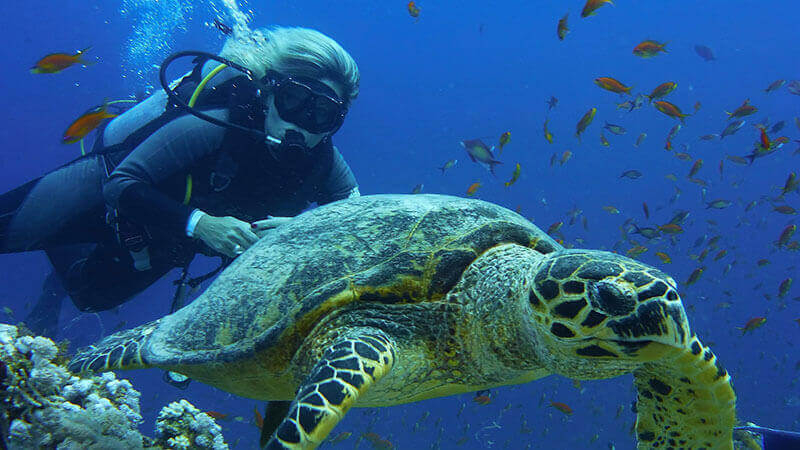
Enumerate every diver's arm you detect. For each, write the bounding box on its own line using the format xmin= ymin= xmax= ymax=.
xmin=103 ymin=111 xmax=227 ymax=236
xmin=316 ymin=145 xmax=359 ymax=205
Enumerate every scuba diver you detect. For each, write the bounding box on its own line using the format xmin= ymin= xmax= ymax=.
xmin=0 ymin=26 xmax=361 ymax=337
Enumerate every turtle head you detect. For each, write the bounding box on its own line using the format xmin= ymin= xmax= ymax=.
xmin=526 ymin=249 xmax=691 ymax=379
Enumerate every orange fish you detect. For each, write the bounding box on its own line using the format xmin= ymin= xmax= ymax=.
xmin=738 ymin=317 xmax=766 ymax=335
xmin=758 ymin=126 xmax=771 ymax=150
xmin=581 ymin=0 xmax=613 ymax=17
xmin=658 ymin=223 xmax=683 ymax=234
xmin=31 ymin=47 xmax=92 ymax=74
xmin=725 ymin=99 xmax=757 ymax=119
xmin=655 ymin=251 xmax=672 ymax=264
xmin=473 ymin=394 xmax=491 ymax=405
xmin=647 ymin=82 xmax=677 ymax=101
xmin=594 ymin=77 xmax=632 ymax=95
xmin=633 ymin=40 xmax=667 ymax=58
xmin=466 ymin=182 xmax=482 ymax=196
xmin=688 ymin=159 xmax=703 ymax=178
xmin=62 ymin=102 xmax=118 ymax=144
xmin=407 ymin=1 xmax=420 ymax=19
xmin=550 ymin=401 xmax=573 ymax=415
xmin=654 ymin=101 xmax=690 ymax=122
xmin=557 ymin=13 xmax=570 ymax=41
xmin=253 ymin=407 xmax=264 ymax=429
xmin=204 ymin=411 xmax=229 ymax=421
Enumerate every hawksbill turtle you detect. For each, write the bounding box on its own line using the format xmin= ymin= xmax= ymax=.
xmin=68 ymin=194 xmax=736 ymax=449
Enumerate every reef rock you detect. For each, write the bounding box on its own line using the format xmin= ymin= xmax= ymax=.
xmin=0 ymin=323 xmax=228 ymax=449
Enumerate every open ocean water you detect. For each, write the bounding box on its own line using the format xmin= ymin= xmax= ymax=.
xmin=0 ymin=1 xmax=798 ymax=448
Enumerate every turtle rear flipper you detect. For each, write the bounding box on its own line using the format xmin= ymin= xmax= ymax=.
xmin=633 ymin=336 xmax=736 ymax=449
xmin=68 ymin=320 xmax=160 ymax=374
xmin=264 ymin=329 xmax=396 ymax=449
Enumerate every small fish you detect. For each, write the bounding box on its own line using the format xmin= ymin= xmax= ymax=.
xmin=461 ymin=139 xmax=502 ymax=174
xmin=2 ymin=306 xmax=13 ymax=317
xmin=619 ymin=169 xmax=642 ymax=179
xmin=504 ymin=163 xmax=521 ymax=187
xmin=665 ymin=173 xmax=678 ymax=181
xmin=693 ymin=101 xmax=702 ymax=112
xmin=627 ymin=245 xmax=648 ymax=257
xmin=635 ymin=133 xmax=647 ymax=147
xmin=756 ymin=259 xmax=770 ymax=267
xmin=327 ymin=432 xmax=352 ymax=444
xmin=789 ymin=81 xmax=800 ymax=96
xmin=738 ymin=317 xmax=766 ymax=335
xmin=763 ymin=79 xmax=785 ymax=93
xmin=725 ymin=99 xmax=757 ymax=119
xmin=658 ymin=223 xmax=683 ymax=234
xmin=63 ymin=102 xmax=119 ymax=144
xmin=473 ymin=394 xmax=492 ymax=405
xmin=603 ymin=206 xmax=620 ymax=214
xmin=770 ymin=121 xmax=785 ymax=134
xmin=212 ymin=18 xmax=233 ymax=36
xmin=713 ymin=249 xmax=728 ymax=261
xmin=411 ymin=183 xmax=424 ymax=194
xmin=777 ymin=224 xmax=796 ymax=247
xmin=557 ymin=13 xmax=570 ymax=41
xmin=726 ymin=154 xmax=748 ymax=165
xmin=720 ymin=120 xmax=745 ymax=139
xmin=633 ymin=40 xmax=668 ymax=58
xmin=778 ymin=278 xmax=793 ymax=298
xmin=204 ymin=411 xmax=229 ymax=421
xmin=654 ymin=101 xmax=689 ymax=122
xmin=31 ymin=47 xmax=92 ymax=74
xmin=547 ymin=96 xmax=559 ymax=110
xmin=595 ymin=77 xmax=633 ymax=95
xmin=549 ymin=401 xmax=573 ymax=415
xmin=642 ymin=202 xmax=649 ymax=219
xmin=687 ymin=159 xmax=703 ymax=178
xmin=604 ymin=122 xmax=627 ymax=135
xmin=438 ymin=159 xmax=457 ymax=174
xmin=560 ymin=150 xmax=573 ymax=165
xmin=544 ymin=118 xmax=554 ymax=144
xmin=600 ymin=133 xmax=610 ymax=147
xmin=774 ymin=205 xmax=797 ymax=215
xmin=694 ymin=44 xmax=716 ymax=62
xmin=466 ymin=182 xmax=482 ymax=196
xmin=706 ymin=199 xmax=732 ymax=209
xmin=647 ymin=81 xmax=677 ymax=101
xmin=407 ymin=1 xmax=420 ymax=19
xmin=498 ymin=131 xmax=511 ymax=154
xmin=253 ymin=407 xmax=264 ymax=429
xmin=699 ymin=134 xmax=718 ymax=141
xmin=655 ymin=252 xmax=672 ymax=264
xmin=581 ymin=0 xmax=613 ymax=17
xmin=575 ymin=107 xmax=597 ymax=141
xmin=685 ymin=267 xmax=705 ymax=286
xmin=547 ymin=221 xmax=564 ymax=234
xmin=666 ymin=124 xmax=682 ymax=141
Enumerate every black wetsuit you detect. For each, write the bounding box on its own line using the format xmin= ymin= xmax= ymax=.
xmin=0 ymin=65 xmax=358 ymax=313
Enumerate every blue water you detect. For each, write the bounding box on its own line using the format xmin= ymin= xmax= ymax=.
xmin=1 ymin=1 xmax=798 ymax=448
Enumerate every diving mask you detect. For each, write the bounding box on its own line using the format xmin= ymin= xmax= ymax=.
xmin=264 ymin=70 xmax=347 ymax=135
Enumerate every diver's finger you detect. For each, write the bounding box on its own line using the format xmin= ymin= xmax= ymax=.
xmin=234 ymin=226 xmax=260 ymax=246
xmin=252 ymin=216 xmax=292 ymax=230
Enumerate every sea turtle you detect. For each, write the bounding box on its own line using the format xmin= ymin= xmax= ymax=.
xmin=68 ymin=194 xmax=736 ymax=449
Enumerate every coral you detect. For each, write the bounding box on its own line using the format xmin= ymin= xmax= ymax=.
xmin=154 ymin=400 xmax=228 ymax=449
xmin=0 ymin=323 xmax=228 ymax=449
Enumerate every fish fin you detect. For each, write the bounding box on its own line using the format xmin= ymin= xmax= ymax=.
xmin=77 ymin=46 xmax=92 ymax=55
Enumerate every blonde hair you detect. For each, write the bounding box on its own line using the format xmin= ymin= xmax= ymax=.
xmin=220 ymin=26 xmax=359 ymax=107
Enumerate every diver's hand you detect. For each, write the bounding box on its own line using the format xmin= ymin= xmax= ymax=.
xmin=251 ymin=216 xmax=293 ymax=237
xmin=193 ymin=212 xmax=259 ymax=258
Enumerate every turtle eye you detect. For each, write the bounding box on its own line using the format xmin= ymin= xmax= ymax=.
xmin=587 ymin=281 xmax=636 ymax=317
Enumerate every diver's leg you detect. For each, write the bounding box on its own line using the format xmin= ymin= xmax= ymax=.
xmin=262 ymin=330 xmax=396 ymax=449
xmin=22 ymin=271 xmax=66 ymax=338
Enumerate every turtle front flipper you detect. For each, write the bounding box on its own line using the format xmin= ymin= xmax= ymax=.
xmin=67 ymin=320 xmax=160 ymax=374
xmin=264 ymin=330 xmax=396 ymax=449
xmin=633 ymin=335 xmax=736 ymax=450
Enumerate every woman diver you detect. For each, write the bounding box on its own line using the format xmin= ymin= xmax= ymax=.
xmin=0 ymin=26 xmax=361 ymax=336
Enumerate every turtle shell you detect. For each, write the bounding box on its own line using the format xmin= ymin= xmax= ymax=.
xmin=143 ymin=194 xmax=560 ymax=370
